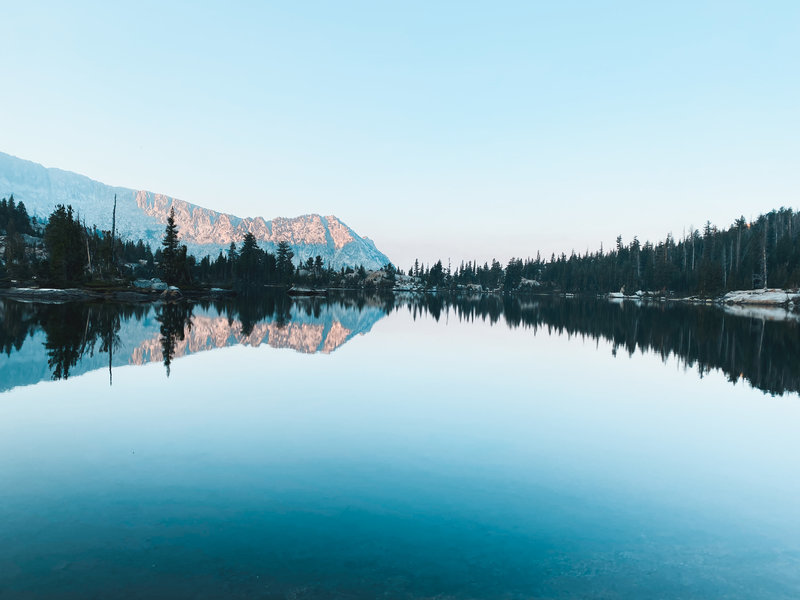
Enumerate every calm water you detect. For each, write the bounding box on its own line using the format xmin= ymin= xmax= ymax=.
xmin=1 ymin=294 xmax=799 ymax=599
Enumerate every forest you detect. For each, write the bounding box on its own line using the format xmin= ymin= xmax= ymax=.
xmin=2 ymin=195 xmax=800 ymax=297
xmin=0 ymin=201 xmax=396 ymax=291
xmin=411 ymin=208 xmax=800 ymax=295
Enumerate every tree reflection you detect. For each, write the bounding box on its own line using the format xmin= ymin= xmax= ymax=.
xmin=34 ymin=303 xmax=127 ymax=381
xmin=156 ymin=302 xmax=194 ymax=377
xmin=0 ymin=300 xmax=144 ymax=384
xmin=0 ymin=300 xmax=39 ymax=355
xmin=40 ymin=304 xmax=85 ymax=380
xmin=394 ymin=294 xmax=800 ymax=396
xmin=3 ymin=293 xmax=800 ymax=396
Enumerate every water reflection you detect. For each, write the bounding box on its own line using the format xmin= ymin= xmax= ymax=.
xmin=2 ymin=302 xmax=134 ymax=383
xmin=0 ymin=294 xmax=389 ymax=390
xmin=395 ymin=294 xmax=800 ymax=396
xmin=1 ymin=293 xmax=799 ymax=396
xmin=156 ymin=302 xmax=194 ymax=377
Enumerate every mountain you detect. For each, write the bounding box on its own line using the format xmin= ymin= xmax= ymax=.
xmin=0 ymin=152 xmax=390 ymax=270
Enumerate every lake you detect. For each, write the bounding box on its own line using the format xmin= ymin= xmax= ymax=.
xmin=1 ymin=293 xmax=799 ymax=599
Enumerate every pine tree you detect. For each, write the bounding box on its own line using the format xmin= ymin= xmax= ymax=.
xmin=238 ymin=232 xmax=263 ymax=284
xmin=44 ymin=204 xmax=87 ymax=285
xmin=160 ymin=207 xmax=180 ymax=284
xmin=276 ymin=241 xmax=294 ymax=284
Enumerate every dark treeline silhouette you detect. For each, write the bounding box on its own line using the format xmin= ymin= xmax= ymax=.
xmin=0 ymin=195 xmax=34 ymax=235
xmin=1 ymin=198 xmax=157 ymax=285
xmin=157 ymin=211 xmax=397 ymax=290
xmin=172 ymin=229 xmax=395 ymax=291
xmin=0 ymin=195 xmax=37 ymax=281
xmin=392 ymin=293 xmax=800 ymax=396
xmin=409 ymin=208 xmax=800 ymax=296
xmin=1 ymin=202 xmax=393 ymax=290
xmin=5 ymin=198 xmax=800 ymax=297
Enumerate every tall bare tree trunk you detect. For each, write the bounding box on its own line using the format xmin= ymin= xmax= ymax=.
xmin=762 ymin=224 xmax=768 ymax=289
xmin=111 ymin=194 xmax=117 ymax=272
xmin=108 ymin=323 xmax=114 ymax=387
xmin=736 ymin=225 xmax=741 ymax=273
xmin=682 ymin=227 xmax=687 ymax=271
xmin=722 ymin=246 xmax=727 ymax=289
xmin=84 ymin=218 xmax=92 ymax=275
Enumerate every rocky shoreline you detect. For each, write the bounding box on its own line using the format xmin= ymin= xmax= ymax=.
xmin=2 ymin=283 xmax=798 ymax=310
xmin=0 ymin=286 xmax=235 ymax=303
xmin=604 ymin=288 xmax=800 ymax=308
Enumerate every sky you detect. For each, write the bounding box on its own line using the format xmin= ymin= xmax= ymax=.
xmin=1 ymin=1 xmax=799 ymax=268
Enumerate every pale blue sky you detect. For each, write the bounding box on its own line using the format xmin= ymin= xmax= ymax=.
xmin=2 ymin=1 xmax=798 ymax=267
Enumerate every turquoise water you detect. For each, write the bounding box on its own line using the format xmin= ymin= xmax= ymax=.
xmin=1 ymin=296 xmax=799 ymax=598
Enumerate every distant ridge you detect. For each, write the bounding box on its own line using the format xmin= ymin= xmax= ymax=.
xmin=0 ymin=152 xmax=390 ymax=270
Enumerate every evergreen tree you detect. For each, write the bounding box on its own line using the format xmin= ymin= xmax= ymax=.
xmin=505 ymin=258 xmax=523 ymax=291
xmin=44 ymin=204 xmax=87 ymax=285
xmin=428 ymin=260 xmax=445 ymax=287
xmin=238 ymin=232 xmax=263 ymax=284
xmin=276 ymin=241 xmax=294 ymax=284
xmin=160 ymin=207 xmax=180 ymax=284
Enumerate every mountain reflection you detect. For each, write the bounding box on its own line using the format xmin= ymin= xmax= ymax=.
xmin=1 ymin=294 xmax=799 ymax=396
xmin=135 ymin=297 xmax=366 ymax=370
xmin=0 ymin=294 xmax=388 ymax=389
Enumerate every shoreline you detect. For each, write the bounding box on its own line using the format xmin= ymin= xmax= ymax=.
xmin=603 ymin=288 xmax=799 ymax=309
xmin=0 ymin=286 xmax=236 ymax=303
xmin=1 ymin=284 xmax=797 ymax=310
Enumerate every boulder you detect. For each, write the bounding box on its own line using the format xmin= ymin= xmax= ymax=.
xmin=160 ymin=286 xmax=183 ymax=300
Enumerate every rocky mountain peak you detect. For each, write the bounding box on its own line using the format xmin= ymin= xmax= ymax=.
xmin=0 ymin=152 xmax=390 ymax=269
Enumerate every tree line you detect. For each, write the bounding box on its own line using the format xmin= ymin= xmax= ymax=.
xmin=1 ymin=199 xmax=157 ymax=285
xmin=4 ymin=197 xmax=800 ymax=296
xmin=407 ymin=207 xmax=800 ymax=295
xmin=0 ymin=201 xmax=393 ymax=290
xmin=157 ymin=208 xmax=395 ymax=290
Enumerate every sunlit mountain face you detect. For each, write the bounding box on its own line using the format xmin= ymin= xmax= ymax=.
xmin=0 ymin=152 xmax=390 ymax=269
